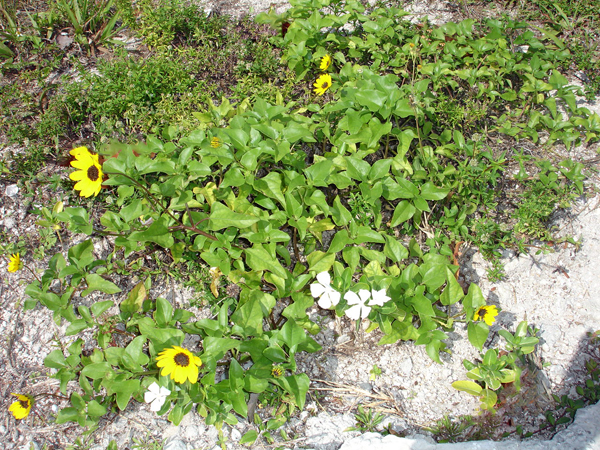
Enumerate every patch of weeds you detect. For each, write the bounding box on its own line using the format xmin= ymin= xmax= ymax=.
xmin=9 ymin=143 xmax=52 ymax=175
xmin=131 ymin=434 xmax=165 ymax=450
xmin=348 ymin=192 xmax=375 ymax=227
xmin=125 ymin=0 xmax=228 ymax=49
xmin=426 ymin=414 xmax=475 ymax=443
xmin=522 ymin=0 xmax=600 ymax=98
xmin=347 ymin=405 xmax=386 ymax=433
xmin=512 ymin=160 xmax=585 ymax=240
xmin=49 ymin=0 xmax=124 ymax=53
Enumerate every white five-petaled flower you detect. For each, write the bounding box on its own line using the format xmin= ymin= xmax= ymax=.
xmin=344 ymin=289 xmax=372 ymax=320
xmin=310 ymin=272 xmax=341 ymax=309
xmin=369 ymin=289 xmax=391 ymax=306
xmin=144 ymin=382 xmax=171 ymax=412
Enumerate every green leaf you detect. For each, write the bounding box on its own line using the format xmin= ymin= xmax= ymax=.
xmin=355 ymin=227 xmax=385 ymax=244
xmin=452 ymin=380 xmax=483 ymax=396
xmin=274 ymin=373 xmax=310 ymax=410
xmin=419 ymin=261 xmax=448 ymax=291
xmin=82 ymin=274 xmax=122 ymax=297
xmin=480 ymin=389 xmax=498 ymax=410
xmin=306 ymin=251 xmax=335 ymax=274
xmin=155 ymin=297 xmax=174 ymax=327
xmin=44 ymin=350 xmax=66 ymax=369
xmin=128 ymin=216 xmax=174 ymax=248
xmin=463 ymin=283 xmax=486 ymax=319
xmin=420 ymin=182 xmax=450 ymax=201
xmin=87 ymin=400 xmax=107 ymax=417
xmin=124 ymin=336 xmax=149 ymax=368
xmin=383 ymin=235 xmax=408 ymax=262
xmin=280 ymin=319 xmax=306 ymax=353
xmin=168 ymin=404 xmax=185 ymax=426
xmin=411 ymin=291 xmax=435 ymax=317
xmin=81 ymin=362 xmax=112 ymax=380
xmin=120 ymin=281 xmax=146 ymax=318
xmin=440 ymin=269 xmax=464 ymax=305
xmin=66 ymin=319 xmax=90 ymax=336
xmin=468 ymin=321 xmax=490 ymax=350
xmin=345 ymin=156 xmax=371 ymax=181
xmin=240 ymin=430 xmax=259 ymax=445
xmin=282 ymin=292 xmax=314 ymax=320
xmin=115 ymin=379 xmax=140 ymax=411
xmin=329 ymin=230 xmax=353 ymax=254
xmin=204 ymin=337 xmax=241 ymax=359
xmin=331 ymin=195 xmax=352 ymax=226
xmin=209 ymin=202 xmax=260 ymax=230
xmin=390 ymin=200 xmax=416 ymax=226
xmin=245 ymin=245 xmax=288 ymax=279
xmin=222 ymin=127 xmax=249 ymax=150
xmin=342 ymin=246 xmax=360 ymax=271
xmin=264 ymin=346 xmax=287 ymax=362
xmin=67 ymin=239 xmax=95 ymax=269
xmin=91 ymin=300 xmax=113 ymax=317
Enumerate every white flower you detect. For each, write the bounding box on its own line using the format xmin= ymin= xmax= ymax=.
xmin=310 ymin=272 xmax=341 ymax=309
xmin=344 ymin=289 xmax=372 ymax=320
xmin=369 ymin=289 xmax=391 ymax=306
xmin=144 ymin=382 xmax=170 ymax=412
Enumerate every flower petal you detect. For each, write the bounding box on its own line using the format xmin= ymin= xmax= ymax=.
xmin=358 ymin=289 xmax=371 ymax=302
xmin=344 ymin=291 xmax=360 ymax=305
xmin=345 ymin=305 xmax=361 ymax=320
xmin=310 ymin=282 xmax=326 ymax=298
xmin=326 ymin=289 xmax=341 ymax=306
xmin=316 ymin=272 xmax=331 ymax=286
xmin=318 ymin=295 xmax=332 ymax=309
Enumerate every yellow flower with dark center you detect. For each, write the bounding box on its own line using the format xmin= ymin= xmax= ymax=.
xmin=473 ymin=305 xmax=499 ymax=326
xmin=210 ymin=137 xmax=222 ymax=148
xmin=156 ymin=346 xmax=202 ymax=384
xmin=8 ymin=253 xmax=22 ymax=273
xmin=320 ymin=54 xmax=332 ymax=71
xmin=271 ymin=365 xmax=284 ymax=378
xmin=313 ymin=74 xmax=332 ymax=96
xmin=69 ymin=146 xmax=103 ymax=198
xmin=9 ymin=393 xmax=33 ymax=420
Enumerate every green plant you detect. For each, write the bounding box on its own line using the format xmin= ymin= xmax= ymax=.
xmin=131 ymin=435 xmax=165 ymax=450
xmin=426 ymin=414 xmax=475 ymax=443
xmin=11 ymin=0 xmax=600 ymax=439
xmin=52 ymin=0 xmax=124 ymax=53
xmin=347 ymin=405 xmax=386 ymax=433
xmin=453 ymin=321 xmax=540 ymax=411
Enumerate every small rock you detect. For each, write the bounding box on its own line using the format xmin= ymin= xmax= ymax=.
xmin=3 ymin=217 xmax=15 ymax=229
xmin=337 ymin=335 xmax=351 ymax=345
xmin=6 ymin=184 xmax=19 ymax=197
xmin=399 ymin=357 xmax=413 ymax=375
xmin=163 ymin=438 xmax=187 ymax=450
xmin=358 ymin=382 xmax=372 ymax=392
xmin=20 ymin=442 xmax=40 ymax=450
xmin=230 ymin=428 xmax=242 ymax=441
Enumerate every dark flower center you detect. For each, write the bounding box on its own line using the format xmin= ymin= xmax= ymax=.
xmin=19 ymin=399 xmax=29 ymax=409
xmin=174 ymin=352 xmax=190 ymax=367
xmin=87 ymin=165 xmax=100 ymax=182
xmin=321 ymin=82 xmax=329 ymax=89
xmin=479 ymin=307 xmax=489 ymax=319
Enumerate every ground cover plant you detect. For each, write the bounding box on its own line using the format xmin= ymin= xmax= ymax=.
xmin=1 ymin=0 xmax=600 ymax=447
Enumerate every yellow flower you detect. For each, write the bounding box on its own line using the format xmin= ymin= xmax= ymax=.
xmin=69 ymin=146 xmax=103 ymax=198
xmin=271 ymin=365 xmax=284 ymax=378
xmin=8 ymin=253 xmax=22 ymax=273
xmin=9 ymin=393 xmax=33 ymax=420
xmin=313 ymin=74 xmax=332 ymax=96
xmin=210 ymin=137 xmax=222 ymax=148
xmin=319 ymin=54 xmax=332 ymax=71
xmin=156 ymin=346 xmax=202 ymax=384
xmin=473 ymin=305 xmax=499 ymax=326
